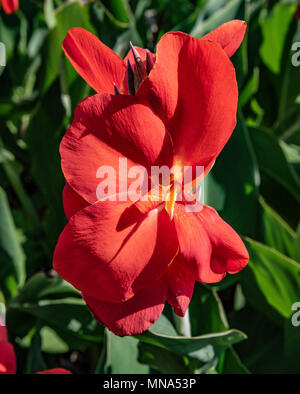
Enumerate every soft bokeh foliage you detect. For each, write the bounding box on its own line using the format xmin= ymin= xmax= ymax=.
xmin=0 ymin=0 xmax=299 ymax=374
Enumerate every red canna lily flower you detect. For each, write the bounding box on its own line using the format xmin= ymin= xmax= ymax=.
xmin=0 ymin=0 xmax=18 ymax=14
xmin=53 ymin=22 xmax=249 ymax=336
xmin=62 ymin=20 xmax=246 ymax=95
xmin=0 ymin=327 xmax=71 ymax=374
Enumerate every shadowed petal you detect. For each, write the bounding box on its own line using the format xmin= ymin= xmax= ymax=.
xmin=166 ymin=254 xmax=195 ymax=316
xmin=53 ymin=200 xmax=178 ymax=303
xmin=174 ymin=204 xmax=248 ymax=283
xmin=83 ymin=279 xmax=167 ymax=336
xmin=63 ymin=183 xmax=89 ymax=220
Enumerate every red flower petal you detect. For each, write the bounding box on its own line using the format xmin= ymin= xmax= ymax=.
xmin=1 ymin=0 xmax=19 ymax=14
xmin=166 ymin=254 xmax=195 ymax=317
xmin=0 ymin=342 xmax=16 ymax=374
xmin=0 ymin=326 xmax=8 ymax=342
xmin=60 ymin=93 xmax=173 ymax=204
xmin=137 ymin=34 xmax=238 ymax=172
xmin=201 ymin=20 xmax=247 ymax=58
xmin=83 ymin=279 xmax=167 ymax=336
xmin=196 ymin=205 xmax=249 ymax=274
xmin=174 ymin=204 xmax=248 ymax=283
xmin=36 ymin=369 xmax=72 ymax=374
xmin=53 ymin=200 xmax=178 ymax=303
xmin=62 ymin=28 xmax=126 ymax=94
xmin=63 ymin=183 xmax=89 ymax=220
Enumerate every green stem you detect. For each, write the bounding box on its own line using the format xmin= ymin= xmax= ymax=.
xmin=173 ymin=308 xmax=191 ymax=337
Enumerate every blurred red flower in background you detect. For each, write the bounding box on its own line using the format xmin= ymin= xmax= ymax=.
xmin=1 ymin=0 xmax=18 ymax=14
xmin=53 ymin=21 xmax=249 ymax=336
xmin=0 ymin=327 xmax=71 ymax=374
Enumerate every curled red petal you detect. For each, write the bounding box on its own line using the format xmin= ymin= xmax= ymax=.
xmin=83 ymin=279 xmax=167 ymax=336
xmin=174 ymin=204 xmax=248 ymax=283
xmin=53 ymin=200 xmax=178 ymax=303
xmin=137 ymin=34 xmax=238 ymax=171
xmin=197 ymin=205 xmax=249 ymax=274
xmin=1 ymin=0 xmax=19 ymax=14
xmin=62 ymin=28 xmax=125 ymax=93
xmin=201 ymin=20 xmax=247 ymax=57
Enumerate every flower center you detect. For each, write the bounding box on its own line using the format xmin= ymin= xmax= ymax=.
xmin=114 ymin=43 xmax=154 ymax=96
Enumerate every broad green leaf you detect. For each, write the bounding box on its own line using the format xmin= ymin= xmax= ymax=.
xmin=259 ymin=3 xmax=296 ymax=74
xmin=8 ymin=300 xmax=104 ymax=345
xmin=259 ymin=196 xmax=296 ymax=258
xmin=249 ymin=127 xmax=300 ymax=205
xmin=229 ymin=306 xmax=284 ymax=373
xmin=100 ymin=330 xmax=149 ymax=374
xmin=25 ymin=81 xmax=66 ymax=249
xmin=17 ymin=326 xmax=69 ymax=354
xmin=243 ymin=237 xmax=300 ymax=318
xmin=138 ymin=341 xmax=191 ymax=373
xmin=38 ymin=1 xmax=96 ymax=94
xmin=189 ymin=284 xmax=228 ymax=336
xmin=283 ymin=308 xmax=300 ymax=373
xmin=12 ymin=272 xmax=80 ymax=304
xmin=191 ymin=0 xmax=243 ymax=38
xmin=218 ymin=347 xmax=250 ymax=374
xmin=25 ymin=328 xmax=46 ymax=374
xmin=0 ymin=186 xmax=25 ymax=298
xmin=137 ymin=328 xmax=246 ymax=361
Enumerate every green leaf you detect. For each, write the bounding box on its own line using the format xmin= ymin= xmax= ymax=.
xmin=191 ymin=0 xmax=244 ymax=38
xmin=100 ymin=329 xmax=149 ymax=374
xmin=259 ymin=2 xmax=296 ymax=75
xmin=189 ymin=283 xmax=228 ymax=336
xmin=283 ymin=310 xmax=300 ymax=373
xmin=25 ymin=327 xmax=46 ymax=374
xmin=138 ymin=341 xmax=191 ymax=373
xmin=218 ymin=347 xmax=250 ymax=374
xmin=25 ymin=80 xmax=66 ymax=249
xmin=294 ymin=222 xmax=300 ymax=262
xmin=249 ymin=127 xmax=300 ymax=205
xmin=0 ymin=186 xmax=25 ymax=298
xmin=0 ymin=146 xmax=14 ymax=163
xmin=8 ymin=300 xmax=104 ymax=347
xmin=229 ymin=306 xmax=284 ymax=373
xmin=137 ymin=327 xmax=246 ymax=361
xmin=38 ymin=1 xmax=96 ymax=94
xmin=243 ymin=237 xmax=300 ymax=319
xmin=12 ymin=272 xmax=80 ymax=304
xmin=259 ymin=196 xmax=296 ymax=258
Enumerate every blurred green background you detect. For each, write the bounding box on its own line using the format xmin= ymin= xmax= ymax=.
xmin=0 ymin=0 xmax=300 ymax=374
